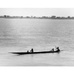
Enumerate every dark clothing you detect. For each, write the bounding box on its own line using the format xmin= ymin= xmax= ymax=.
xmin=27 ymin=51 xmax=29 ymax=53
xmin=51 ymin=48 xmax=54 ymax=52
xmin=30 ymin=48 xmax=34 ymax=53
xmin=56 ymin=47 xmax=60 ymax=51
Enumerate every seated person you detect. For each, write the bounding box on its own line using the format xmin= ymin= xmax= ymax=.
xmin=56 ymin=47 xmax=60 ymax=51
xmin=27 ymin=50 xmax=29 ymax=53
xmin=51 ymin=48 xmax=54 ymax=52
xmin=30 ymin=48 xmax=34 ymax=53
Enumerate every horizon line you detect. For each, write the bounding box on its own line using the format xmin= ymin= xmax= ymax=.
xmin=1 ymin=15 xmax=74 ymax=17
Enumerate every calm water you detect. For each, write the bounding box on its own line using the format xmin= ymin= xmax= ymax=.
xmin=0 ymin=18 xmax=74 ymax=66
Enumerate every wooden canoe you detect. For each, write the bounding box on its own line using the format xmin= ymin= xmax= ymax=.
xmin=10 ymin=50 xmax=60 ymax=55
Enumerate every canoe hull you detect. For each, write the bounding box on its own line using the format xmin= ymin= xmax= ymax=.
xmin=11 ymin=50 xmax=60 ymax=55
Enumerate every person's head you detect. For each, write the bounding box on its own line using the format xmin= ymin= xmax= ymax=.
xmin=52 ymin=48 xmax=54 ymax=50
xmin=57 ymin=47 xmax=59 ymax=49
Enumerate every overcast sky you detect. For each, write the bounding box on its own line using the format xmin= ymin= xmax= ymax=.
xmin=0 ymin=8 xmax=74 ymax=17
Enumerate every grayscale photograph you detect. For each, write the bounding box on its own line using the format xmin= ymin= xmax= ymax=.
xmin=0 ymin=8 xmax=74 ymax=66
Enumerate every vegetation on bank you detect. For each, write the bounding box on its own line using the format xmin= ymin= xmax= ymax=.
xmin=0 ymin=15 xmax=74 ymax=19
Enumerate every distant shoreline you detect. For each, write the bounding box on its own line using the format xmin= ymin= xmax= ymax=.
xmin=1 ymin=17 xmax=74 ymax=20
xmin=0 ymin=15 xmax=74 ymax=19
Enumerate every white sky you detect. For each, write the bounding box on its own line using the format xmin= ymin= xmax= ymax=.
xmin=0 ymin=8 xmax=74 ymax=17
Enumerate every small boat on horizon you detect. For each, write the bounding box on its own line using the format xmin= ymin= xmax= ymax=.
xmin=10 ymin=47 xmax=61 ymax=55
xmin=10 ymin=50 xmax=60 ymax=55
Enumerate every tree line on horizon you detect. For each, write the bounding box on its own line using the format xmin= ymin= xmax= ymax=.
xmin=0 ymin=15 xmax=74 ymax=19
